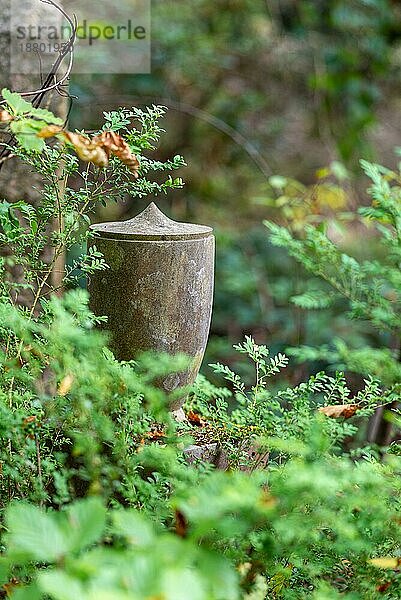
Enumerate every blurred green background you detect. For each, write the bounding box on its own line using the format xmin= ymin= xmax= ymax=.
xmin=68 ymin=0 xmax=401 ymax=382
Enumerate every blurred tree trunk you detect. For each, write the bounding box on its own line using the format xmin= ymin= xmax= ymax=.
xmin=0 ymin=0 xmax=67 ymax=302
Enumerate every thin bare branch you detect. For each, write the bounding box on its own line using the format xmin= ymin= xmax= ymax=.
xmin=86 ymin=94 xmax=273 ymax=179
xmin=0 ymin=0 xmax=76 ymax=104
xmin=0 ymin=0 xmax=76 ymax=169
xmin=0 ymin=153 xmax=15 ymax=166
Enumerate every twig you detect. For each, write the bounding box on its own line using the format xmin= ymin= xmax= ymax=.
xmin=80 ymin=94 xmax=274 ymax=179
xmin=0 ymin=152 xmax=15 ymax=166
xmin=0 ymin=0 xmax=77 ymax=169
xmin=36 ymin=436 xmax=43 ymax=506
xmin=0 ymin=0 xmax=76 ymax=103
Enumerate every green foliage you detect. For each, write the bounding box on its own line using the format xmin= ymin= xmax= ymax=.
xmin=0 ymin=472 xmax=271 ymax=600
xmin=1 ymin=88 xmax=63 ymax=152
xmin=0 ymin=90 xmax=184 ymax=304
xmin=2 ymin=90 xmax=401 ymax=599
xmin=0 ymin=289 xmax=194 ymax=510
xmin=2 ymin=419 xmax=401 ymax=598
xmin=265 ymin=157 xmax=401 ymax=390
xmin=188 ymin=337 xmax=383 ymax=470
xmin=292 ymin=0 xmax=396 ymax=162
xmin=0 ymin=91 xmax=190 ymax=511
xmin=206 ymin=225 xmax=375 ymax=380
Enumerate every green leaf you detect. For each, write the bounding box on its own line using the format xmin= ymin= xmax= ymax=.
xmin=2 ymin=88 xmax=33 ymax=115
xmin=10 ymin=584 xmax=42 ymax=600
xmin=39 ymin=571 xmax=86 ymax=600
xmin=112 ymin=510 xmax=154 ymax=547
xmin=10 ymin=120 xmax=46 ymax=152
xmin=1 ymin=89 xmax=61 ymax=124
xmin=0 ymin=200 xmax=20 ymax=227
xmin=20 ymin=203 xmax=38 ymax=234
xmin=6 ymin=503 xmax=69 ymax=563
xmin=291 ymin=291 xmax=335 ymax=310
xmin=29 ymin=106 xmax=63 ymax=125
xmin=63 ymin=498 xmax=106 ymax=552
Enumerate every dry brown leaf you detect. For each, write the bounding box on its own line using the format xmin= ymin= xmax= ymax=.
xmin=63 ymin=132 xmax=109 ymax=168
xmin=377 ymin=581 xmax=392 ymax=593
xmin=37 ymin=124 xmax=63 ymax=138
xmin=36 ymin=128 xmax=140 ymax=175
xmin=58 ymin=373 xmax=74 ymax=396
xmin=23 ymin=121 xmax=142 ymax=175
xmin=93 ymin=131 xmax=120 ymax=154
xmin=187 ymin=411 xmax=207 ymax=427
xmin=94 ymin=131 xmax=140 ymax=177
xmin=369 ymin=557 xmax=401 ymax=570
xmin=174 ymin=509 xmax=188 ymax=538
xmin=87 ymin=146 xmax=109 ymax=168
xmin=1 ymin=578 xmax=20 ymax=597
xmin=0 ymin=110 xmax=13 ymax=123
xmin=318 ymin=404 xmax=358 ymax=418
xmin=145 ymin=430 xmax=166 ymax=441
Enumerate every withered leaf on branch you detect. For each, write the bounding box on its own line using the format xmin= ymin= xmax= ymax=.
xmin=35 ymin=126 xmax=140 ymax=176
xmin=63 ymin=132 xmax=109 ymax=168
xmin=318 ymin=404 xmax=358 ymax=418
xmin=58 ymin=373 xmax=74 ymax=396
xmin=93 ymin=131 xmax=140 ymax=177
xmin=1 ymin=578 xmax=20 ymax=597
xmin=37 ymin=124 xmax=63 ymax=138
xmin=174 ymin=510 xmax=188 ymax=538
xmin=187 ymin=411 xmax=207 ymax=427
xmin=144 ymin=430 xmax=166 ymax=441
xmin=0 ymin=110 xmax=13 ymax=123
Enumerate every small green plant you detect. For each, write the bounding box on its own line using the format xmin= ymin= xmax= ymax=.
xmin=186 ymin=336 xmax=384 ymax=470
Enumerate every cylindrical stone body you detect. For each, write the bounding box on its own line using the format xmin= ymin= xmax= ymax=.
xmin=88 ymin=203 xmax=214 ymax=410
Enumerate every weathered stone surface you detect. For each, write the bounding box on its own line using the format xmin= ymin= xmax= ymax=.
xmin=91 ymin=201 xmax=212 ymax=240
xmin=183 ymin=444 xmax=228 ymax=468
xmin=183 ymin=444 xmax=218 ymax=464
xmin=88 ymin=203 xmax=215 ymax=410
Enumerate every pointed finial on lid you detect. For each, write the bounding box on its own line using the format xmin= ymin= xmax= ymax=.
xmin=90 ymin=202 xmax=213 ymax=241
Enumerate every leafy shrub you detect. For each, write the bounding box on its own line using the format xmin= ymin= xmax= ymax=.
xmin=265 ymin=159 xmax=401 ymax=391
xmin=187 ymin=337 xmax=384 ymax=469
xmin=2 ymin=417 xmax=401 ymax=599
xmin=1 ymin=91 xmax=401 ymax=599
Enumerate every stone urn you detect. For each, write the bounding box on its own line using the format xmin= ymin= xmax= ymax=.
xmin=88 ymin=203 xmax=215 ymax=416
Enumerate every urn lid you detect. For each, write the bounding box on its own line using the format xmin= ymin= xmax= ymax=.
xmin=90 ymin=202 xmax=213 ymax=241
